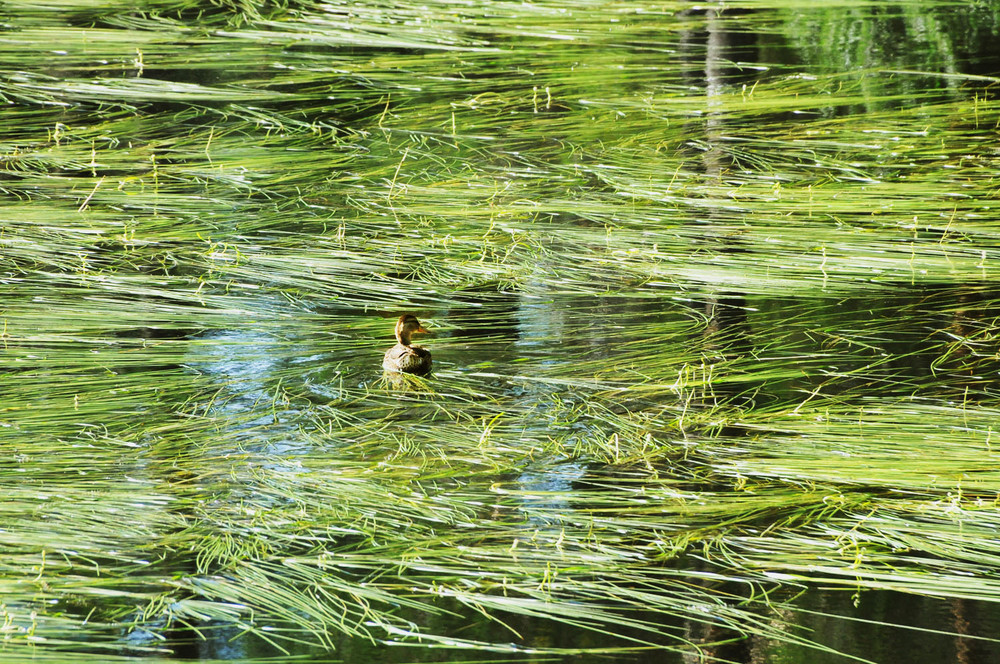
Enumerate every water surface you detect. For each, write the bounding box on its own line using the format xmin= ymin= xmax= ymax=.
xmin=2 ymin=2 xmax=999 ymax=663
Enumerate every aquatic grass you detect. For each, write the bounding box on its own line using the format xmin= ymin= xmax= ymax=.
xmin=2 ymin=0 xmax=1000 ymax=661
xmin=153 ymin=456 xmax=814 ymax=655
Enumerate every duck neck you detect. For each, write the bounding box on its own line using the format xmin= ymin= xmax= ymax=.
xmin=396 ymin=332 xmax=411 ymax=346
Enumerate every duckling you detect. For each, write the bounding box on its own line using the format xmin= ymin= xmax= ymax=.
xmin=382 ymin=314 xmax=432 ymax=375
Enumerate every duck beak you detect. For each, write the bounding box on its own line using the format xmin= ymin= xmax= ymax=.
xmin=416 ymin=325 xmax=429 ymax=334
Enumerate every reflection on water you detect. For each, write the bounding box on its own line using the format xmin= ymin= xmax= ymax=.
xmin=14 ymin=0 xmax=996 ymax=658
xmin=166 ymin=587 xmax=1000 ymax=663
xmin=786 ymin=591 xmax=1000 ymax=664
xmin=171 ymin=280 xmax=1000 ymax=663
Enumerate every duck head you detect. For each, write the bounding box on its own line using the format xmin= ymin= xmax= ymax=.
xmin=394 ymin=314 xmax=428 ymax=345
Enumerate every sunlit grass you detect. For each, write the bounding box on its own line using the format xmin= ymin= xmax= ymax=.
xmin=1 ymin=0 xmax=1000 ymax=662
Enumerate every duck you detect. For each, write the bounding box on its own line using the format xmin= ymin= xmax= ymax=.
xmin=382 ymin=314 xmax=432 ymax=375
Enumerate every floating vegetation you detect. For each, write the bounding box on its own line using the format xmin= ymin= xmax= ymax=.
xmin=2 ymin=1 xmax=1000 ymax=662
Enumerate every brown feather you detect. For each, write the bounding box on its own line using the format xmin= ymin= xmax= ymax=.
xmin=383 ymin=314 xmax=432 ymax=375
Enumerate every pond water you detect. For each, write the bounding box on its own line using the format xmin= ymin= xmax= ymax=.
xmin=130 ymin=587 xmax=1000 ymax=663
xmin=3 ymin=2 xmax=1000 ymax=663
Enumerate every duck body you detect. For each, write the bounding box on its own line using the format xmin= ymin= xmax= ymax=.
xmin=382 ymin=342 xmax=432 ymax=375
xmin=382 ymin=314 xmax=432 ymax=375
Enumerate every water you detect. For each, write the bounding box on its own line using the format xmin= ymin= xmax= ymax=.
xmin=4 ymin=2 xmax=1000 ymax=662
xmin=140 ymin=588 xmax=1000 ymax=663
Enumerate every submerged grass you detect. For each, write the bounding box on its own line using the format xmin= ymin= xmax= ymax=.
xmin=2 ymin=0 xmax=1000 ymax=662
